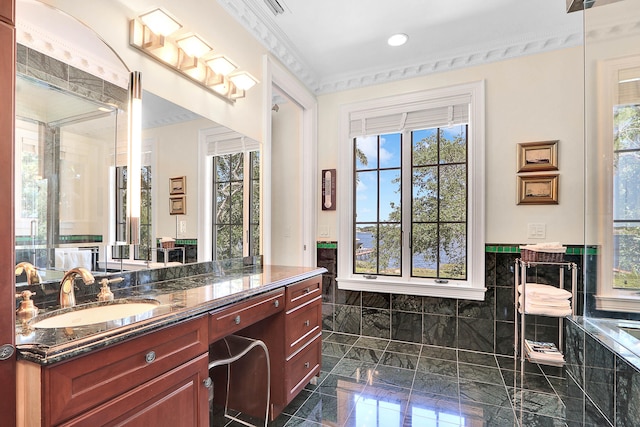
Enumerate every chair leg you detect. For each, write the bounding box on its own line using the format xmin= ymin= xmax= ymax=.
xmin=209 ymin=336 xmax=271 ymax=427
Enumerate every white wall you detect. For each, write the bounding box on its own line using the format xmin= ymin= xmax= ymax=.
xmin=317 ymin=47 xmax=585 ymax=245
xmin=143 ymin=118 xmax=214 ymax=240
xmin=270 ymin=100 xmax=304 ymax=264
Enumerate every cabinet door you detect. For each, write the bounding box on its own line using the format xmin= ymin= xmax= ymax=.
xmin=61 ymin=353 xmax=209 ymax=427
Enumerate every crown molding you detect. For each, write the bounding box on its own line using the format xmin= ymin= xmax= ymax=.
xmin=219 ymin=0 xmax=640 ymax=96
xmin=317 ymin=30 xmax=584 ymax=94
xmin=17 ymin=21 xmax=130 ymax=88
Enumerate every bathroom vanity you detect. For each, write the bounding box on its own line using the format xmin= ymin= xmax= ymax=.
xmin=15 ymin=264 xmax=325 ymax=426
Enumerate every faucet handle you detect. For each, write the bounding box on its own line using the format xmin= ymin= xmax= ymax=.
xmin=16 ymin=290 xmax=39 ymax=321
xmin=16 ymin=290 xmax=35 ymax=300
xmin=97 ymin=277 xmax=123 ymax=302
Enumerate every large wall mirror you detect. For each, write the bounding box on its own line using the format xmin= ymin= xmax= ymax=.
xmin=15 ymin=0 xmax=261 ymax=287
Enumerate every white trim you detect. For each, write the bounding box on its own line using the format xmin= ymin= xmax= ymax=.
xmin=594 ymin=54 xmax=640 ymax=313
xmin=198 ymin=126 xmax=261 ymax=262
xmin=337 ymin=81 xmax=486 ymax=300
xmin=198 ymin=128 xmax=213 ymax=263
xmin=337 ymin=277 xmax=486 ymax=301
xmin=219 ymin=0 xmax=583 ymax=95
xmin=264 ymin=55 xmax=318 ymax=267
xmin=595 ymin=294 xmax=640 ymax=313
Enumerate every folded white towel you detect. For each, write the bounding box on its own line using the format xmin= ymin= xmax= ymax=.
xmin=520 ymin=242 xmax=566 ymax=253
xmin=519 ymin=296 xmax=571 ymax=308
xmin=518 ymin=305 xmax=572 ymax=317
xmin=517 ymin=283 xmax=572 ymax=300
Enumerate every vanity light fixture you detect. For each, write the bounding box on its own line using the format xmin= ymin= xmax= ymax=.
xmin=129 ymin=9 xmax=259 ymax=102
xmin=139 ymin=9 xmax=181 ymax=37
xmin=229 ymin=72 xmax=258 ymax=91
xmin=206 ymin=56 xmax=237 ymax=76
xmin=176 ymin=34 xmax=211 ymax=58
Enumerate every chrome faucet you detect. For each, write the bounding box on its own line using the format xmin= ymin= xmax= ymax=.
xmin=59 ymin=267 xmax=95 ymax=308
xmin=15 ymin=262 xmax=41 ymax=285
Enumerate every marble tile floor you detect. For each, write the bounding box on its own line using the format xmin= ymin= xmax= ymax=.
xmin=213 ymin=332 xmax=582 ymax=427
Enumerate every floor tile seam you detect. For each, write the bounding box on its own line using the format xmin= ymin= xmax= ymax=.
xmin=512 ymin=406 xmax=570 ymax=423
xmin=506 ymin=384 xmax=567 ymax=399
xmin=457 ymin=359 xmax=502 ymax=370
xmin=457 ymin=376 xmax=507 ymax=388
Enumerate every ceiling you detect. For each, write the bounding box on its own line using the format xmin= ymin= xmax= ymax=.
xmin=219 ymin=0 xmax=584 ymax=94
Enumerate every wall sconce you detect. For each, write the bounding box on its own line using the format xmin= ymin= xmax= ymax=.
xmin=129 ymin=8 xmax=258 ymax=102
xmin=127 ymin=71 xmax=142 ymax=245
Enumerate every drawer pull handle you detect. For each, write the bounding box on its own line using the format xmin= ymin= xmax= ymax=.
xmin=304 ymin=362 xmax=310 ymax=369
xmin=274 ymin=300 xmax=279 ymax=308
xmin=234 ymin=315 xmax=241 ymax=325
xmin=145 ymin=351 xmax=156 ymax=364
xmin=304 ymin=320 xmax=310 ymax=327
xmin=303 ymin=288 xmax=310 ymax=294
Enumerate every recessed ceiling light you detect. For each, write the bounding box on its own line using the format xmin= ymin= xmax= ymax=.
xmin=388 ymin=33 xmax=408 ymax=47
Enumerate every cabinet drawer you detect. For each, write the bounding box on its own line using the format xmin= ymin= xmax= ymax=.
xmin=60 ymin=353 xmax=209 ymax=427
xmin=286 ymin=277 xmax=321 ymax=309
xmin=286 ymin=297 xmax=321 ymax=356
xmin=44 ymin=316 xmax=208 ymax=426
xmin=209 ymin=289 xmax=284 ymax=343
xmin=285 ymin=336 xmax=321 ymax=400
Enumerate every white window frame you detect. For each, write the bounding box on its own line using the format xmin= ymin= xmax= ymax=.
xmin=198 ymin=126 xmax=261 ymax=262
xmin=337 ymin=81 xmax=486 ymax=300
xmin=594 ymin=55 xmax=640 ymax=312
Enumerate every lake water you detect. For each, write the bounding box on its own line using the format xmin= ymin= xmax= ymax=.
xmin=356 ymin=231 xmax=436 ymax=269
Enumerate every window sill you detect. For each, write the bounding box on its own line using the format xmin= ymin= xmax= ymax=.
xmin=336 ymin=276 xmax=486 ymax=301
xmin=595 ymin=294 xmax=640 ymax=313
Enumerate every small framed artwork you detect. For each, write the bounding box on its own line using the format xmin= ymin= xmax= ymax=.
xmin=517 ymin=174 xmax=559 ymax=205
xmin=169 ymin=176 xmax=186 ymax=195
xmin=517 ymin=140 xmax=558 ymax=172
xmin=169 ymin=196 xmax=186 ymax=215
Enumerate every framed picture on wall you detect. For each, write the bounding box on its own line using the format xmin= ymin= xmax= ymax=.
xmin=517 ymin=140 xmax=558 ymax=172
xmin=517 ymin=174 xmax=559 ymax=205
xmin=170 ymin=176 xmax=186 ymax=195
xmin=169 ymin=196 xmax=186 ymax=215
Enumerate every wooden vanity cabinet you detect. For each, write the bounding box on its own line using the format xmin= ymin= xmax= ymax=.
xmin=282 ymin=276 xmax=322 ymax=404
xmin=19 ymin=316 xmax=210 ymax=426
xmin=17 ymin=274 xmax=324 ymax=426
xmin=233 ymin=276 xmax=323 ymax=419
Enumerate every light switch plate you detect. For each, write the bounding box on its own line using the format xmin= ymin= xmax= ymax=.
xmin=527 ymin=223 xmax=546 ymax=239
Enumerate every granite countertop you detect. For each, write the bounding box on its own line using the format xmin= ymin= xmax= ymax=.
xmin=16 ymin=264 xmax=326 ymax=365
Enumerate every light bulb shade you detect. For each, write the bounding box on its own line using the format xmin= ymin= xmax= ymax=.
xmin=176 ymin=35 xmax=211 ymax=58
xmin=139 ymin=9 xmax=181 ymax=37
xmin=229 ymin=72 xmax=258 ymax=91
xmin=206 ymin=56 xmax=237 ymax=76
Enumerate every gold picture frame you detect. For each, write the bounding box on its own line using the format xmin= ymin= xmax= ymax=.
xmin=169 ymin=176 xmax=186 ymax=195
xmin=169 ymin=196 xmax=186 ymax=215
xmin=517 ymin=140 xmax=558 ymax=172
xmin=517 ymin=175 xmax=559 ymax=205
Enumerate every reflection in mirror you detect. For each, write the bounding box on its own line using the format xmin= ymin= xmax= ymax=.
xmin=15 ymin=0 xmax=129 ymax=286
xmin=141 ymin=92 xmax=261 ymax=268
xmin=14 ymin=0 xmax=262 ymax=288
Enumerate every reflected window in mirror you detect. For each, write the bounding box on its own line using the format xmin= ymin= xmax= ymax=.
xmin=596 ymin=55 xmax=640 ymax=311
xmin=213 ymin=151 xmax=260 ymax=259
xmin=114 ymin=165 xmax=153 ymax=261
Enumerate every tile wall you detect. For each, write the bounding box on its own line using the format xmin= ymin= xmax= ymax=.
xmin=565 ymin=318 xmax=640 ymax=426
xmin=317 ymin=243 xmax=584 ymax=356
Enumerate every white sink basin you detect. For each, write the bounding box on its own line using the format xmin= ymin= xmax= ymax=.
xmin=31 ymin=300 xmax=159 ymax=329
